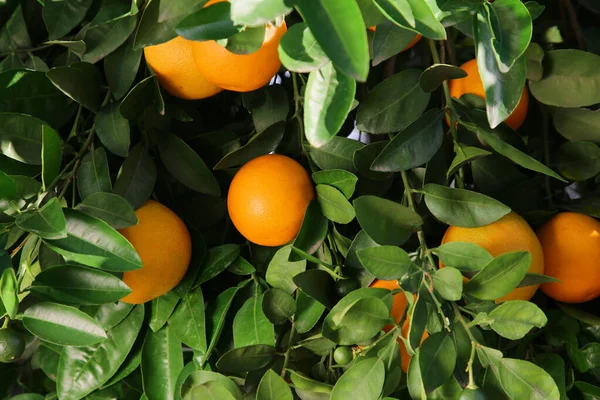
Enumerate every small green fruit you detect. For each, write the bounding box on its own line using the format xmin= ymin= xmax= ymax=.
xmin=0 ymin=328 xmax=25 ymax=363
xmin=333 ymin=346 xmax=353 ymax=365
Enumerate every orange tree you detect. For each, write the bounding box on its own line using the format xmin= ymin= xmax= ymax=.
xmin=1 ymin=0 xmax=600 ymax=399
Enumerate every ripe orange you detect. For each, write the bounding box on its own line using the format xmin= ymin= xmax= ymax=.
xmin=190 ymin=0 xmax=286 ymax=92
xmin=143 ymin=36 xmax=222 ymax=100
xmin=227 ymin=154 xmax=314 ymax=246
xmin=369 ymin=279 xmax=427 ymax=373
xmin=537 ymin=212 xmax=600 ymax=303
xmin=119 ymin=200 xmax=192 ymax=304
xmin=440 ymin=212 xmax=545 ymax=302
xmin=449 ymin=59 xmax=529 ymax=130
xmin=368 ymin=26 xmax=421 ymax=52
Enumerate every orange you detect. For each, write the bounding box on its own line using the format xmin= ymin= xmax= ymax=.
xmin=368 ymin=26 xmax=421 ymax=52
xmin=440 ymin=212 xmax=544 ymax=302
xmin=227 ymin=154 xmax=314 ymax=246
xmin=449 ymin=59 xmax=529 ymax=130
xmin=537 ymin=212 xmax=600 ymax=303
xmin=119 ymin=200 xmax=192 ymax=304
xmin=368 ymin=279 xmax=427 ymax=373
xmin=190 ymin=0 xmax=286 ymax=92
xmin=143 ymin=36 xmax=222 ymax=100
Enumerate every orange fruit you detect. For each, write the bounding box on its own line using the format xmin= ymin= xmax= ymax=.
xmin=440 ymin=212 xmax=544 ymax=302
xmin=119 ymin=200 xmax=192 ymax=304
xmin=227 ymin=154 xmax=314 ymax=246
xmin=368 ymin=279 xmax=427 ymax=373
xmin=537 ymin=212 xmax=600 ymax=303
xmin=449 ymin=59 xmax=529 ymax=130
xmin=190 ymin=0 xmax=286 ymax=92
xmin=368 ymin=26 xmax=421 ymax=52
xmin=143 ymin=36 xmax=222 ymax=100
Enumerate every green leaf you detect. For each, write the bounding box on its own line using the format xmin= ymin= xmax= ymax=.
xmin=433 ymin=267 xmax=463 ymax=301
xmin=0 ymin=70 xmax=74 ymax=129
xmin=216 ymin=344 xmax=276 ymax=373
xmin=316 ymin=184 xmax=355 ymax=224
xmin=292 ymin=200 xmax=328 ymax=260
xmin=498 ymin=358 xmax=560 ymax=400
xmin=552 ymin=107 xmax=600 ymax=143
xmin=81 ymin=7 xmax=137 ymax=64
xmin=46 ymin=40 xmax=86 ymax=57
xmin=16 ymin=198 xmax=67 ymax=240
xmin=30 ymin=264 xmax=132 ymax=305
xmin=233 ymin=291 xmax=275 ymax=347
xmin=529 ymin=50 xmax=600 ymax=108
xmin=295 ymin=290 xmax=326 ymax=334
xmin=408 ymin=286 xmax=428 ymax=352
xmin=525 ymin=1 xmax=545 ymax=19
xmin=305 ymin=63 xmax=356 ymax=148
xmin=95 ymin=103 xmax=131 ymax=158
xmin=294 ymin=269 xmax=336 ymax=309
xmin=464 ymin=251 xmax=531 ymax=301
xmin=310 ymin=136 xmax=364 ymax=172
xmin=418 ymin=333 xmax=457 ymax=392
xmin=77 ymin=147 xmax=112 ymax=200
xmin=357 ymin=246 xmax=414 ymax=280
xmin=278 ymin=23 xmax=328 ymax=73
xmin=159 ymin=132 xmax=220 ymax=196
xmin=23 ymin=302 xmax=107 ymax=346
xmin=312 ymin=170 xmax=357 ymax=199
xmin=353 ymin=141 xmax=394 ymax=181
xmin=353 ymin=195 xmax=422 ymax=245
xmin=265 ymin=245 xmax=307 ymax=294
xmin=371 ymin=109 xmax=444 ymax=171
xmin=420 ymin=64 xmax=467 ymax=93
xmin=149 ymin=291 xmax=180 ymax=332
xmin=0 ymin=5 xmax=31 ymax=53
xmin=134 ymin=0 xmax=187 ymax=49
xmin=0 ymin=170 xmax=15 ymax=199
xmin=43 ymin=208 xmax=142 ymax=272
xmin=41 ymin=126 xmax=62 ymax=190
xmin=555 ymin=141 xmax=600 ymax=181
xmin=0 ymin=113 xmax=55 ymax=165
xmin=181 ymin=370 xmax=242 ymax=400
xmin=372 ymin=21 xmax=419 ymax=66
xmin=288 ymin=370 xmax=333 ymax=394
xmin=168 ymin=287 xmax=207 ymax=351
xmin=256 ymin=369 xmax=293 ymax=400
xmin=0 ymin=267 xmax=18 ymax=318
xmin=231 ymin=0 xmax=292 ymax=25
xmin=176 ymin=2 xmax=241 ymax=41
xmin=228 ymin=256 xmax=256 ymax=276
xmin=525 ymin=42 xmax=544 ymax=81
xmin=225 ymin=26 xmax=266 ymax=55
xmin=262 ymin=288 xmax=296 ymax=325
xmin=330 ymin=358 xmax=385 ymax=400
xmin=158 ymin=0 xmax=204 ymax=22
xmin=46 ymin=62 xmax=102 ymax=112
xmin=141 ymin=325 xmax=184 ymax=400
xmin=373 ymin=0 xmax=415 ymax=28
xmin=473 ymin=124 xmax=566 ymax=182
xmin=575 ymin=382 xmax=600 ymax=400
xmin=489 ymin=300 xmax=547 ymax=341
xmin=356 ymin=69 xmax=430 ymax=134
xmin=517 ymin=272 xmax=560 ymax=288
xmin=422 ymin=183 xmax=511 ymax=228
xmin=294 ymin=0 xmax=369 ymax=81
xmin=432 ymin=242 xmax=493 ymax=273
xmin=214 ymin=121 xmax=285 ymax=170
xmin=76 ymin=192 xmax=138 ymax=230
xmin=195 ymin=244 xmax=240 ymax=285
xmin=488 ymin=0 xmax=532 ymax=72
xmin=93 ymin=301 xmax=134 ymax=331
xmin=447 ymin=145 xmax=492 ymax=179
xmin=105 ymin=35 xmax=143 ymax=100
xmin=56 ymin=304 xmax=143 ymax=400
xmin=535 ymin=354 xmax=566 ymax=400
xmin=119 ymin=76 xmax=160 ymax=120
xmin=473 ymin=4 xmax=527 ymax=128
xmin=113 ymin=143 xmax=157 ymax=210
xmin=244 ymin=86 xmax=289 ymax=133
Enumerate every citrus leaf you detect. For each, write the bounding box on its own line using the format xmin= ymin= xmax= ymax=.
xmin=316 ymin=184 xmax=355 ymax=224
xmin=16 ymin=198 xmax=67 ymax=240
xmin=489 ymin=300 xmax=547 ymax=340
xmin=77 ymin=147 xmax=112 ymax=200
xmin=498 ymin=359 xmax=560 ymax=400
xmin=141 ymin=325 xmax=184 ymax=400
xmin=168 ymin=287 xmax=207 ymax=352
xmin=41 ymin=125 xmax=62 ymax=190
xmin=420 ymin=64 xmax=467 ymax=93
xmin=113 ymin=143 xmax=157 ymax=210
xmin=278 ymin=22 xmax=328 ymax=73
xmin=330 ymin=358 xmax=385 ymax=400
xmin=95 ymin=103 xmax=131 ymax=158
xmin=432 ymin=242 xmax=493 ymax=273
xmin=76 ymin=192 xmax=138 ymax=230
xmin=356 ymin=246 xmax=415 ymax=280
xmin=216 ymin=344 xmax=277 ymax=373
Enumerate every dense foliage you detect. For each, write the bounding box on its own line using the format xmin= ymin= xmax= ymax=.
xmin=1 ymin=0 xmax=600 ymax=399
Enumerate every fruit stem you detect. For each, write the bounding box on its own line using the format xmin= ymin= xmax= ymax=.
xmin=452 ymin=302 xmax=480 ymax=389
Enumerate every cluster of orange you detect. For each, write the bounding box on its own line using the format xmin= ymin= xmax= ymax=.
xmin=144 ymin=0 xmax=287 ymax=98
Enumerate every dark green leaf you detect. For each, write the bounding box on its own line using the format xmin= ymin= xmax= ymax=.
xmin=244 ymin=85 xmax=289 ymax=133
xmin=257 ymin=369 xmax=293 ymax=400
xmin=159 ymin=132 xmax=220 ymax=196
xmin=353 ymin=195 xmax=422 ymax=245
xmin=158 ymin=0 xmax=204 ymax=22
xmin=432 ymin=267 xmax=463 ymax=301
xmin=149 ymin=291 xmax=180 ymax=332
xmin=228 ymin=256 xmax=255 ymax=275
xmin=56 ymin=305 xmax=143 ymax=400
xmin=294 ymin=0 xmax=369 ymax=81
xmin=262 ymin=288 xmax=296 ymax=325
xmin=423 ymin=183 xmax=511 ymax=228
xmin=204 ymin=285 xmax=243 ymax=366
xmin=420 ymin=64 xmax=467 ymax=93
xmin=288 ymin=370 xmax=333 ymax=394
xmin=372 ymin=21 xmax=419 ymax=66
xmin=575 ymin=382 xmax=600 ymax=400
xmin=305 ymin=63 xmax=356 ymax=148
xmin=176 ymin=2 xmax=241 ymax=41
xmin=46 ymin=62 xmax=102 ymax=112
xmin=43 ymin=208 xmax=142 ymax=272
xmin=141 ymin=325 xmax=184 ymax=400
xmin=517 ymin=272 xmax=560 ymax=288
xmin=0 ymin=171 xmax=15 ymax=199
xmin=23 ymin=302 xmax=107 ymax=346
xmin=555 ymin=141 xmax=600 ymax=181
xmin=119 ymin=76 xmax=161 ymax=120
xmin=489 ymin=300 xmax=547 ymax=340
xmin=432 ymin=242 xmax=493 ymax=273
xmin=447 ymin=145 xmax=492 ymax=179
xmin=77 ymin=147 xmax=112 ymax=200
xmin=419 ymin=333 xmax=457 ymax=392
xmin=295 ymin=290 xmax=325 ymax=334
xmin=552 ymin=107 xmax=600 ymax=143
xmin=535 ymin=354 xmax=566 ymax=400
xmin=525 ymin=42 xmax=544 ymax=81
xmin=373 ymin=0 xmax=414 ymax=28
xmin=0 ymin=267 xmax=18 ymax=318
xmin=168 ymin=287 xmax=207 ymax=351
xmin=294 ymin=269 xmax=336 ymax=309
xmin=16 ymin=198 xmax=67 ymax=240
xmin=265 ymin=245 xmax=306 ymax=294
xmin=316 ymin=184 xmax=355 ymax=224
xmin=0 ymin=5 xmax=31 ymax=52
xmin=76 ymin=192 xmax=138 ymax=230
xmin=41 ymin=126 xmax=62 ymax=190
xmin=82 ymin=8 xmax=137 ymax=64
xmin=93 ymin=301 xmax=134 ymax=330
xmin=464 ymin=251 xmax=531 ymax=301
xmin=498 ymin=358 xmax=560 ymax=400
xmin=292 ymin=200 xmax=328 ymax=259
xmin=525 ymin=1 xmax=545 ymax=19
xmin=105 ymin=35 xmax=143 ymax=100
xmin=113 ymin=143 xmax=157 ymax=210
xmin=0 ymin=113 xmax=55 ymax=165
xmin=353 ymin=141 xmax=394 ymax=180
xmin=278 ymin=22 xmax=328 ymax=73
xmin=357 ymin=245 xmax=414 ymax=280
xmin=488 ymin=0 xmax=532 ymax=72
xmin=330 ymin=358 xmax=385 ymax=400
xmin=225 ymin=26 xmax=266 ymax=54
xmin=231 ymin=0 xmax=292 ymax=25
xmin=312 ymin=170 xmax=357 ymax=199
xmin=196 ymin=244 xmax=240 ymax=285
xmin=30 ymin=264 xmax=131 ymax=305
xmin=95 ymin=103 xmax=131 ymax=157
xmin=310 ymin=136 xmax=364 ymax=172
xmin=216 ymin=344 xmax=276 ymax=373
xmin=371 ymin=109 xmax=444 ymax=171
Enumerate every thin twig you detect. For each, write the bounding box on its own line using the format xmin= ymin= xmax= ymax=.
xmin=562 ymin=0 xmax=585 ymax=50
